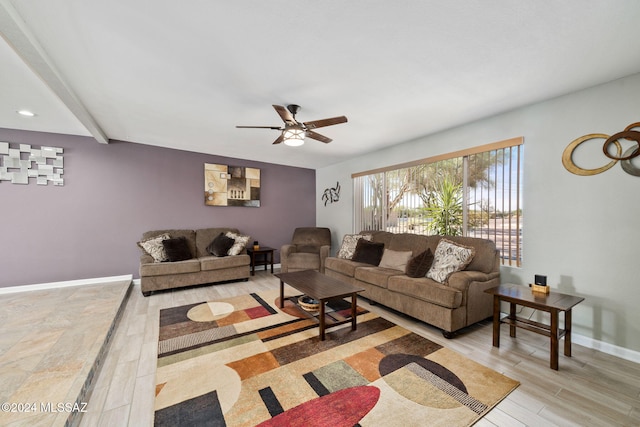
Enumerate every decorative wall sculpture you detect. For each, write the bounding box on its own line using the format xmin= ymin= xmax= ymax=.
xmin=322 ymin=181 xmax=341 ymax=206
xmin=204 ymin=163 xmax=260 ymax=207
xmin=562 ymin=122 xmax=640 ymax=177
xmin=0 ymin=142 xmax=64 ymax=185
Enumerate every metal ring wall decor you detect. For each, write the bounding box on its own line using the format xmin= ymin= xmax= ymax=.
xmin=562 ymin=122 xmax=640 ymax=176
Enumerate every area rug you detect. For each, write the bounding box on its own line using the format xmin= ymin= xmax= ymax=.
xmin=154 ymin=289 xmax=518 ymax=427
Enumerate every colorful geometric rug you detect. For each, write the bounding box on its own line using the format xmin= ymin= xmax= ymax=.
xmin=154 ymin=289 xmax=518 ymax=427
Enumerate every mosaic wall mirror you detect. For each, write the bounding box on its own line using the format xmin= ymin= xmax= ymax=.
xmin=0 ymin=142 xmax=64 ymax=186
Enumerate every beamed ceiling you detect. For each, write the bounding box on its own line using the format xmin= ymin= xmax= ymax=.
xmin=1 ymin=1 xmax=640 ymax=169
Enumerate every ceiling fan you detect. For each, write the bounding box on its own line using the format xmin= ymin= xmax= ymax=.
xmin=236 ymin=104 xmax=347 ymax=146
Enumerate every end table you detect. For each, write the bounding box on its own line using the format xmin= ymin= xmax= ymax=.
xmin=485 ymin=283 xmax=584 ymax=370
xmin=246 ymin=246 xmax=275 ymax=276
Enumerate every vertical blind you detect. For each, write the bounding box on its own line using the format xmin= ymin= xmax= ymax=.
xmin=353 ymin=138 xmax=523 ymax=266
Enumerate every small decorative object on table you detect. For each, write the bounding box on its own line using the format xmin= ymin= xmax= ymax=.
xmin=531 ymin=283 xmax=550 ymax=294
xmin=253 ymin=241 xmax=260 ymax=250
xmin=532 ymin=274 xmax=549 ymax=293
xmin=298 ymin=295 xmax=320 ymax=312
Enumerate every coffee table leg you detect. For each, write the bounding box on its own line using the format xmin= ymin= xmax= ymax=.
xmin=351 ymin=293 xmax=357 ymax=331
xmin=550 ymin=309 xmax=559 ymax=370
xmin=565 ymin=309 xmax=572 ymax=357
xmin=492 ymin=295 xmax=501 ymax=348
xmin=279 ymin=279 xmax=284 ymax=309
xmin=319 ymin=299 xmax=326 ymax=341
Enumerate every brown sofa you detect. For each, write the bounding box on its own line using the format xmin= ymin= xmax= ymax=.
xmin=324 ymin=231 xmax=500 ymax=337
xmin=138 ymin=227 xmax=250 ymax=296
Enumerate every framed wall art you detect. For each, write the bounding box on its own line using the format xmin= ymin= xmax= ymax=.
xmin=204 ymin=163 xmax=261 ymax=207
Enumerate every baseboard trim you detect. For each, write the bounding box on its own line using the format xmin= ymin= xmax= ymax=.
xmin=573 ymin=333 xmax=640 ymax=364
xmin=0 ymin=274 xmax=133 ymax=295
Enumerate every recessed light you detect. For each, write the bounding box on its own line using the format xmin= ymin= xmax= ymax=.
xmin=17 ymin=110 xmax=36 ymax=117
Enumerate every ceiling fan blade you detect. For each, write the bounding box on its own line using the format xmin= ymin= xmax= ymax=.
xmin=273 ymin=105 xmax=296 ymax=124
xmin=272 ymin=133 xmax=284 ymax=145
xmin=303 ymin=116 xmax=347 ymax=130
xmin=236 ymin=125 xmax=283 ymax=130
xmin=306 ymin=130 xmax=332 ymax=144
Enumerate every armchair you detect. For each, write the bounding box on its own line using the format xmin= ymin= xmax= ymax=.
xmin=280 ymin=227 xmax=331 ymax=273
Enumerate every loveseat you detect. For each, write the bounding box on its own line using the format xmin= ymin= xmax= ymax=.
xmin=324 ymin=231 xmax=500 ymax=337
xmin=138 ymin=227 xmax=250 ymax=296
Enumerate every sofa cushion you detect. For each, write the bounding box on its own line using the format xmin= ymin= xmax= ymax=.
xmin=427 ymin=239 xmax=475 ymax=284
xmin=226 ymin=232 xmax=251 ymax=256
xmin=354 ymin=266 xmax=405 ymax=289
xmin=286 ymin=252 xmax=321 ymax=270
xmin=195 ymin=228 xmax=239 ymax=257
xmin=290 ymin=227 xmax=331 ymax=253
xmin=324 ymin=257 xmax=369 ymax=277
xmin=207 ymin=233 xmax=235 ymax=257
xmin=439 ymin=236 xmax=497 ymax=274
xmin=137 ymin=233 xmax=170 ymax=262
xmin=352 ymin=239 xmax=385 ymax=266
xmin=337 ymin=233 xmax=372 ymax=259
xmin=387 ymin=233 xmax=431 ymax=255
xmin=378 ymin=249 xmax=412 ymax=271
xmin=162 ymin=237 xmax=193 ymax=262
xmin=388 ymin=275 xmax=463 ymax=309
xmin=200 ymin=254 xmax=250 ymax=271
xmin=405 ymin=249 xmax=434 ymax=278
xmin=140 ymin=258 xmax=201 ymax=277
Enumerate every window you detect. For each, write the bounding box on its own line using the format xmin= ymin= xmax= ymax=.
xmin=353 ymin=137 xmax=523 ymax=266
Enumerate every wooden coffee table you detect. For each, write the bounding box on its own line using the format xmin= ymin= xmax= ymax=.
xmin=275 ymin=270 xmax=365 ymax=341
xmin=485 ymin=283 xmax=584 ymax=370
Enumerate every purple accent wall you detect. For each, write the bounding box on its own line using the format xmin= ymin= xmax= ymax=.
xmin=0 ymin=128 xmax=316 ymax=288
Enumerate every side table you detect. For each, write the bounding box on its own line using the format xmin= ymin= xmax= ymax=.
xmin=246 ymin=246 xmax=275 ymax=276
xmin=485 ymin=283 xmax=584 ymax=370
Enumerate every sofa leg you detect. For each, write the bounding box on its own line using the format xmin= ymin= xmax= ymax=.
xmin=442 ymin=330 xmax=455 ymax=339
xmin=142 ymin=291 xmax=151 ymax=297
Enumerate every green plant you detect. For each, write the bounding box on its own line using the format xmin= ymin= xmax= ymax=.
xmin=426 ymin=175 xmax=463 ymax=236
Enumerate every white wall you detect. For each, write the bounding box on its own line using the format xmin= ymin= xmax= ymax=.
xmin=316 ymin=72 xmax=640 ymax=355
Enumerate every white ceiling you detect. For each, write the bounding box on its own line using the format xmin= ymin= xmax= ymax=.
xmin=1 ymin=1 xmax=640 ymax=169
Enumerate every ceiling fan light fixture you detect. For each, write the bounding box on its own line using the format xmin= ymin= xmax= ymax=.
xmin=283 ymin=126 xmax=305 ymax=146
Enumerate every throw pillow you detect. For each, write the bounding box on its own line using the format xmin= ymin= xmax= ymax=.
xmin=337 ymin=233 xmax=373 ymax=259
xmin=426 ymin=239 xmax=475 ymax=284
xmin=206 ymin=233 xmax=235 ymax=257
xmin=162 ymin=237 xmax=192 ymax=262
xmin=137 ymin=233 xmax=170 ymax=262
xmin=352 ymin=239 xmax=385 ymax=266
xmin=226 ymin=232 xmax=250 ymax=256
xmin=378 ymin=249 xmax=413 ymax=271
xmin=405 ymin=249 xmax=434 ymax=278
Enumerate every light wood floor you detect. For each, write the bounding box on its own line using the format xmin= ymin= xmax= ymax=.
xmin=78 ymin=271 xmax=640 ymax=426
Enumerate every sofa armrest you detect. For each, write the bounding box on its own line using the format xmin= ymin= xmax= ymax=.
xmin=281 ymin=244 xmax=297 ymax=257
xmin=280 ymin=244 xmax=297 ymax=273
xmin=319 ymin=245 xmax=331 ymax=273
xmin=447 ymin=270 xmax=499 ymax=293
xmin=140 ymin=253 xmax=154 ymax=265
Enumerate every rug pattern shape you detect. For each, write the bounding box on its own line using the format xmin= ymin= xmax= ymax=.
xmin=154 ymin=289 xmax=518 ymax=426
